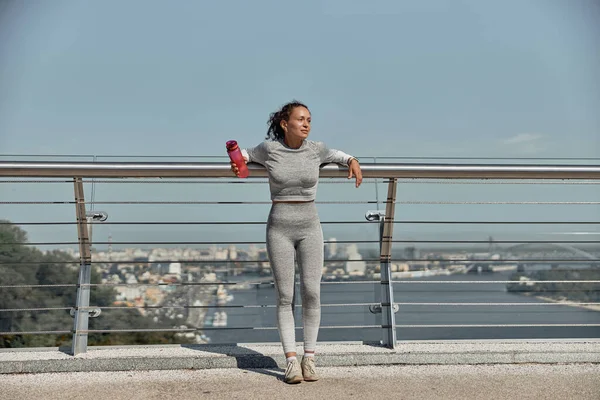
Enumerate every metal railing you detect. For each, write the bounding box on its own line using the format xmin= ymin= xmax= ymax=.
xmin=1 ymin=161 xmax=599 ymax=355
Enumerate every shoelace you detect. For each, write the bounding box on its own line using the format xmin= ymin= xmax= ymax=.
xmin=303 ymin=359 xmax=316 ymax=375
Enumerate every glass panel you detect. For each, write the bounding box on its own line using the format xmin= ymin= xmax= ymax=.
xmin=0 ymin=177 xmax=80 ymax=348
xmin=393 ymin=178 xmax=600 ymax=341
xmin=79 ymin=172 xmax=386 ymax=345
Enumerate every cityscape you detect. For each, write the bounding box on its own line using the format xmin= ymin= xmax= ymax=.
xmin=51 ymin=234 xmax=600 ymax=344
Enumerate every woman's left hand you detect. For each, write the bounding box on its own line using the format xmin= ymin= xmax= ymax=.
xmin=348 ymin=158 xmax=362 ymax=188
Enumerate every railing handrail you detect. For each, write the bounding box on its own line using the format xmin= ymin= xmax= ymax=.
xmin=1 ymin=161 xmax=600 ymax=179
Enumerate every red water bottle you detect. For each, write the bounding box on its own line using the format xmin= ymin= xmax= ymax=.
xmin=226 ymin=140 xmax=249 ymax=178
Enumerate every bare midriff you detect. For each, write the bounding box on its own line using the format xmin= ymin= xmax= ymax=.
xmin=272 ymin=200 xmax=314 ymax=204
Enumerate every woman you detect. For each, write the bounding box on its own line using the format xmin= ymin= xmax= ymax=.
xmin=231 ymin=101 xmax=362 ymax=384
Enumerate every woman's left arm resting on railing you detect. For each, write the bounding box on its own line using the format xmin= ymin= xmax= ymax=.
xmin=316 ymin=142 xmax=362 ymax=188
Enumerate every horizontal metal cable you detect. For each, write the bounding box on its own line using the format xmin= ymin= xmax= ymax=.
xmin=5 ymin=324 xmax=600 ymax=336
xmin=2 ymin=323 xmax=600 ymax=336
xmin=81 ymin=179 xmax=384 ymax=184
xmin=64 ymin=328 xmax=242 ymax=334
xmin=4 ymin=240 xmax=377 ymax=246
xmin=0 ymin=307 xmax=72 ymax=312
xmin=388 ymin=221 xmax=600 ymax=225
xmin=86 ymin=280 xmax=600 ymax=285
xmin=391 ymin=241 xmax=600 ymax=244
xmin=0 ymin=281 xmax=343 ymax=289
xmin=395 ymin=289 xmax=599 ymax=293
xmin=370 ymin=156 xmax=600 ymax=161
xmin=2 ymin=258 xmax=598 ymax=268
xmin=3 ymin=200 xmax=600 ymax=205
xmin=0 ymin=221 xmax=369 ymax=226
xmin=7 ymin=256 xmax=600 ymax=266
xmin=0 ymin=258 xmax=378 ymax=265
xmin=394 ymin=302 xmax=600 ymax=306
xmin=0 ymin=200 xmax=379 ymax=205
xmin=387 ymin=258 xmax=600 ymax=262
xmin=414 ymin=259 xmax=600 ymax=262
xmin=3 ymin=154 xmax=598 ymax=161
xmin=392 ymin=280 xmax=600 ymax=284
xmin=0 ymin=281 xmax=370 ymax=289
xmin=0 ymin=280 xmax=597 ymax=290
xmin=0 ymin=280 xmax=298 ymax=289
xmin=304 ymin=325 xmax=380 ymax=330
xmin=90 ymin=155 xmax=227 ymax=159
xmin=2 ymin=323 xmax=600 ymax=335
xmin=0 ymin=179 xmax=379 ymax=185
xmin=0 ymin=281 xmax=378 ymax=289
xmin=390 ymin=180 xmax=600 ymax=185
xmin=395 ymin=324 xmax=600 ymax=328
xmin=184 ymin=257 xmax=600 ymax=262
xmin=6 ymin=240 xmax=599 ymax=246
xmin=60 ymin=322 xmax=600 ymax=334
xmin=67 ymin=301 xmax=600 ymax=312
xmin=0 ymin=154 xmax=97 ymax=158
xmin=0 ymin=180 xmax=72 ymax=183
xmin=0 ymin=201 xmax=75 ymax=205
xmin=3 ymin=220 xmax=600 ymax=226
xmin=66 ymin=302 xmax=380 ymax=311
xmin=0 ymin=330 xmax=71 ymax=335
xmin=14 ymin=301 xmax=597 ymax=314
xmin=0 ymin=262 xmax=80 ymax=266
xmin=96 ymin=179 xmax=600 ymax=185
xmin=396 ymin=201 xmax=600 ymax=205
xmin=0 ymin=258 xmax=600 ymax=268
xmin=79 ymin=326 xmax=382 ymax=333
xmin=0 ymin=283 xmax=78 ymax=288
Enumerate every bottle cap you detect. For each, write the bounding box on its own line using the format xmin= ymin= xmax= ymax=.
xmin=226 ymin=140 xmax=238 ymax=151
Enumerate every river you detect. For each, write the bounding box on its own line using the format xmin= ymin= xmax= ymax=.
xmin=203 ymin=271 xmax=600 ymax=344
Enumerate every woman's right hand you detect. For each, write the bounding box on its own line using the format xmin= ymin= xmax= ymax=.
xmin=230 ymin=158 xmax=247 ymax=177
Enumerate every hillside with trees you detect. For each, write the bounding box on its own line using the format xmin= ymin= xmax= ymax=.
xmin=0 ymin=220 xmax=192 ymax=348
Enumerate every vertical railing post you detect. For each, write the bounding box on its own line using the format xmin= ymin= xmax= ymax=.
xmin=72 ymin=177 xmax=92 ymax=355
xmin=380 ymin=178 xmax=397 ymax=348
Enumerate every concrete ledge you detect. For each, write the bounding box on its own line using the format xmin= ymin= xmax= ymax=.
xmin=1 ymin=339 xmax=599 ymax=374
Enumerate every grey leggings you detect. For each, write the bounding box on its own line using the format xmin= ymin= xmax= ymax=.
xmin=266 ymin=202 xmax=323 ymax=354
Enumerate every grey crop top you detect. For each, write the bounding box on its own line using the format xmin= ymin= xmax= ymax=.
xmin=241 ymin=139 xmax=355 ymax=201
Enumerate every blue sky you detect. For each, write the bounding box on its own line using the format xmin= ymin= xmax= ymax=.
xmin=0 ymin=0 xmax=599 ymax=248
xmin=1 ymin=0 xmax=598 ymax=158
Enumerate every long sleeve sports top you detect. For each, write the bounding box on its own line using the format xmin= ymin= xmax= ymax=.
xmin=242 ymin=139 xmax=354 ymax=202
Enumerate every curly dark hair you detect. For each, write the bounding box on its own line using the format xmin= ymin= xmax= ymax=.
xmin=266 ymin=101 xmax=310 ymax=140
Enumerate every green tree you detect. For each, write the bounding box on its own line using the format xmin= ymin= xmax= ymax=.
xmin=0 ymin=220 xmax=193 ymax=348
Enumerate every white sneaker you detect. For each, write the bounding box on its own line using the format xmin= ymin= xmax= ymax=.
xmin=301 ymin=356 xmax=319 ymax=382
xmin=284 ymin=359 xmax=303 ymax=384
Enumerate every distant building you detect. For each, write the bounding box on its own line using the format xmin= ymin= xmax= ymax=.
xmin=345 ymin=244 xmax=366 ymax=275
xmin=169 ymin=262 xmax=182 ymax=277
xmin=247 ymin=245 xmax=258 ymax=260
xmin=228 ymin=245 xmax=237 ymax=260
xmin=404 ymin=246 xmax=419 ymax=260
xmin=325 ymin=238 xmax=338 ymax=259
